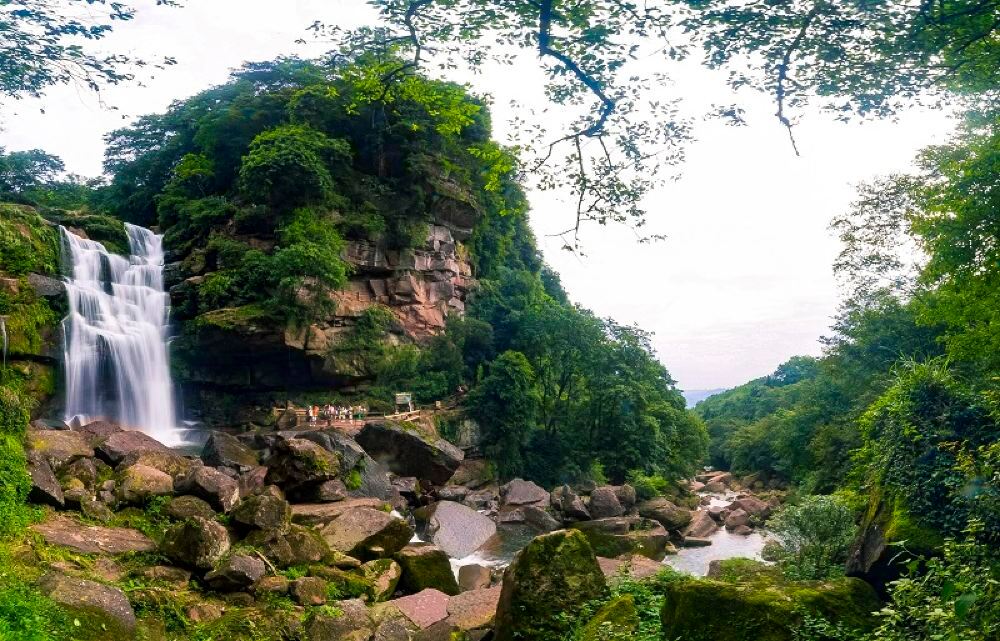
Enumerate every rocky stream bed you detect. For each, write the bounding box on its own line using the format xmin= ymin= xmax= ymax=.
xmin=20 ymin=416 xmax=792 ymax=640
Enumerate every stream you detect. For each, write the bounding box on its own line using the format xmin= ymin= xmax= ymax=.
xmin=445 ymin=489 xmax=769 ymax=578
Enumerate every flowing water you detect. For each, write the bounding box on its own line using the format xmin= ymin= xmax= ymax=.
xmin=60 ymin=224 xmax=183 ymax=445
xmin=663 ymin=491 xmax=768 ymax=576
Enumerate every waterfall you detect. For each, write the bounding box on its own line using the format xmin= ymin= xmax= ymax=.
xmin=61 ymin=224 xmax=182 ymax=444
xmin=0 ymin=315 xmax=7 ymax=375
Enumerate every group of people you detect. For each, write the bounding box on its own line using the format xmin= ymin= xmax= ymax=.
xmin=306 ymin=403 xmax=369 ymax=425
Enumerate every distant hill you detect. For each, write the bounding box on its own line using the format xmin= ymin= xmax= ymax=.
xmin=682 ymin=388 xmax=727 ymax=408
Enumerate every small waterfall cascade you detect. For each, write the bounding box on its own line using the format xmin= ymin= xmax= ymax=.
xmin=0 ymin=315 xmax=7 ymax=375
xmin=61 ymin=224 xmax=182 ymax=444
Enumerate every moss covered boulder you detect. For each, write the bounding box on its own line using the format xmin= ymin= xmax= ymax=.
xmin=494 ymin=529 xmax=606 ymax=641
xmin=395 ymin=543 xmax=460 ymax=596
xmin=571 ymin=516 xmax=672 ymax=560
xmin=660 ymin=561 xmax=880 ymax=641
xmin=578 ymin=595 xmax=639 ymax=641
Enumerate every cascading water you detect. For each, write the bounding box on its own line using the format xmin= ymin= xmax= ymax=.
xmin=61 ymin=224 xmax=182 ymax=444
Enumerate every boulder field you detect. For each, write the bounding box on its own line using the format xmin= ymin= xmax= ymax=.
xmin=18 ymin=417 xmax=871 ymax=640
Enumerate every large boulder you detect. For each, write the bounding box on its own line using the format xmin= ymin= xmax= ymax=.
xmin=166 ymin=495 xmax=218 ymax=521
xmin=391 ymin=588 xmax=451 ymax=630
xmin=724 ymin=508 xmax=750 ymax=530
xmin=458 ymin=564 xmax=493 ymax=592
xmin=96 ymin=430 xmax=170 ymax=465
xmin=500 ymin=479 xmax=549 ymax=507
xmin=356 ymin=421 xmax=463 ymax=485
xmin=579 ymin=595 xmax=638 ymax=641
xmin=445 ymin=586 xmax=502 ymax=632
xmin=571 ymin=517 xmax=672 ymax=560
xmin=176 ymin=466 xmax=240 ymax=512
xmin=290 ymin=497 xmax=391 ymax=527
xmin=660 ymin=563 xmax=880 ymax=641
xmin=395 ymin=543 xmax=460 ymax=595
xmin=160 ymin=516 xmax=231 ymax=570
xmin=318 ymin=507 xmax=413 ymax=560
xmin=729 ymin=495 xmax=772 ymax=520
xmin=684 ymin=510 xmax=719 ymax=538
xmin=253 ymin=524 xmax=331 ymax=569
xmin=264 ymin=437 xmax=340 ymax=494
xmin=38 ymin=573 xmax=136 ymax=635
xmin=26 ymin=430 xmax=94 ymax=470
xmin=637 ymin=498 xmax=693 ymax=531
xmin=202 ymin=431 xmax=258 ymax=470
xmin=589 ymin=486 xmax=625 ymax=519
xmin=231 ymin=492 xmax=291 ymax=533
xmin=32 ymin=516 xmax=155 ymax=555
xmin=117 ymin=464 xmax=174 ymax=504
xmin=415 ymin=500 xmax=496 ymax=558
xmin=361 ymin=558 xmax=403 ymax=601
xmin=27 ymin=452 xmax=64 ymax=507
xmin=117 ymin=449 xmax=197 ymax=481
xmin=553 ymin=485 xmax=590 ymax=521
xmin=494 ymin=529 xmax=606 ymax=641
xmin=204 ymin=553 xmax=266 ymax=591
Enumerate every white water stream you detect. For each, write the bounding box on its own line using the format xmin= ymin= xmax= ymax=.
xmin=60 ymin=224 xmax=183 ymax=445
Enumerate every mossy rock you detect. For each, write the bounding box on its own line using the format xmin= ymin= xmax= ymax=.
xmin=707 ymin=558 xmax=785 ymax=584
xmin=307 ymin=564 xmax=372 ymax=599
xmin=42 ymin=210 xmax=129 ymax=255
xmin=0 ymin=203 xmax=60 ymax=276
xmin=578 ymin=594 xmax=639 ymax=641
xmin=659 ymin=572 xmax=880 ymax=641
xmin=494 ymin=529 xmax=607 ymax=641
xmin=394 ymin=543 xmax=459 ymax=596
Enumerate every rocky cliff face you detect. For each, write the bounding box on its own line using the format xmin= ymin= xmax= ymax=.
xmin=168 ymin=188 xmax=479 ymax=427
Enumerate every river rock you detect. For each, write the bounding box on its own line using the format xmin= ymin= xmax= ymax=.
xmin=177 ymin=465 xmax=240 ymax=512
xmin=60 ymin=457 xmax=98 ymax=489
xmin=231 ymin=492 xmax=291 ymax=532
xmin=202 ymin=431 xmax=259 ymax=471
xmin=26 ymin=430 xmax=94 ymax=470
xmin=416 ymin=500 xmax=496 ymax=558
xmin=73 ymin=420 xmax=124 ymax=443
xmin=33 ymin=515 xmax=155 ymax=555
xmin=304 ymin=598 xmax=376 ymax=640
xmin=523 ymin=505 xmax=561 ymax=531
xmin=494 ymin=529 xmax=605 ymax=641
xmin=39 ymin=573 xmax=136 ymax=634
xmin=117 ymin=464 xmax=173 ymax=504
xmin=313 ymin=478 xmax=348 ymax=502
xmin=27 ymin=452 xmax=64 ymax=507
xmin=637 ymin=497 xmax=693 ymax=530
xmin=264 ymin=437 xmax=340 ymax=493
xmin=553 ymin=485 xmax=591 ymax=521
xmin=291 ymin=576 xmax=328 ymax=605
xmin=395 ymin=543 xmax=460 ymax=595
xmin=682 ymin=536 xmax=713 ymax=547
xmin=392 ymin=588 xmax=451 ymax=629
xmin=684 ymin=510 xmax=719 ymax=538
xmin=96 ymin=430 xmax=170 ymax=464
xmin=733 ymin=524 xmax=754 ymax=535
xmin=253 ymin=524 xmax=331 ymax=568
xmin=290 ymin=497 xmax=390 ymax=526
xmin=142 ymin=565 xmax=192 ymax=587
xmin=361 ymin=558 xmax=402 ymax=601
xmin=160 ymin=516 xmax=230 ymax=569
xmin=571 ymin=517 xmax=672 ymax=560
xmin=356 ymin=421 xmax=464 ymax=485
xmin=729 ymin=496 xmax=772 ymax=520
xmin=614 ymin=484 xmax=637 ymax=509
xmin=30 ymin=418 xmax=69 ymax=431
xmin=708 ymin=505 xmax=728 ymax=522
xmin=689 ymin=480 xmax=706 ymax=492
xmin=254 ymin=575 xmax=290 ymax=596
xmin=166 ymin=495 xmax=217 ymax=521
xmin=289 ymin=429 xmax=366 ymax=470
xmin=318 ymin=506 xmax=413 ymax=560
xmin=458 ymin=564 xmax=492 ymax=592
xmin=446 ymin=586 xmax=502 ymax=631
xmin=117 ymin=449 xmax=197 ymax=481
xmin=500 ymin=478 xmax=549 ymax=507
xmin=589 ymin=486 xmax=625 ymax=519
xmin=204 ymin=553 xmax=266 ymax=591
xmin=597 ymin=555 xmax=665 ymax=581
xmin=724 ymin=508 xmax=750 ymax=530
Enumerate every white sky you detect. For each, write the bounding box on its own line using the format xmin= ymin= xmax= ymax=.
xmin=0 ymin=0 xmax=957 ymax=390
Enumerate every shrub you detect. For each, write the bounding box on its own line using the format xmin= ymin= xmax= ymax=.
xmin=767 ymin=495 xmax=857 ymax=580
xmin=868 ymin=528 xmax=1000 ymax=641
xmin=627 ymin=471 xmax=671 ymax=502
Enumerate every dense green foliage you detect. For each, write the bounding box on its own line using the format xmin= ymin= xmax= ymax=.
xmin=765 ymin=496 xmax=857 ymax=581
xmin=699 ymin=108 xmax=1000 ymax=637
